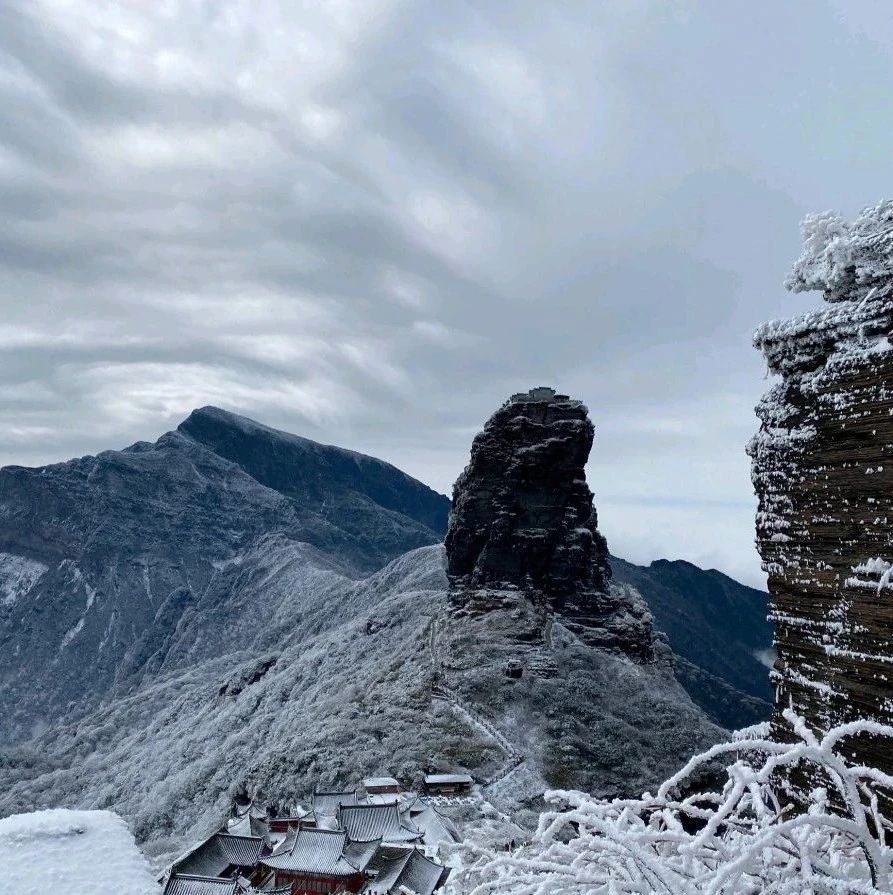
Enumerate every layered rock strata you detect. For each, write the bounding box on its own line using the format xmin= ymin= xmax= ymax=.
xmin=749 ymin=201 xmax=893 ymax=777
xmin=446 ymin=387 xmax=655 ymax=661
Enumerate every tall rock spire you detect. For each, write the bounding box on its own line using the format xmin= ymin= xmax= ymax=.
xmin=446 ymin=387 xmax=654 ymax=661
xmin=750 ymin=201 xmax=893 ymax=779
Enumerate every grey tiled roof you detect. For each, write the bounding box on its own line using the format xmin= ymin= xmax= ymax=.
xmin=227 ymin=813 xmax=269 ymax=839
xmin=174 ymin=833 xmax=263 ymax=877
xmin=313 ymin=790 xmax=359 ymax=817
xmin=260 ymin=827 xmax=379 ymax=876
xmin=413 ymin=804 xmax=460 ymax=846
xmin=400 ymin=850 xmax=450 ymax=895
xmin=366 ymin=849 xmax=449 ymax=895
xmin=338 ymin=803 xmax=422 ymax=843
xmin=163 ymin=874 xmax=238 ymax=895
xmin=217 ymin=833 xmax=264 ymax=867
xmin=343 ymin=836 xmax=381 ymax=870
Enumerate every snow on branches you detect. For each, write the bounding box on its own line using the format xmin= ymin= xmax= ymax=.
xmin=785 ymin=200 xmax=893 ymax=301
xmin=447 ymin=711 xmax=893 ymax=894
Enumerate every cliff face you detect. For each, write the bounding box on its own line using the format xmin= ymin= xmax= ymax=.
xmin=445 ymin=387 xmax=654 ymax=660
xmin=749 ymin=201 xmax=893 ymax=776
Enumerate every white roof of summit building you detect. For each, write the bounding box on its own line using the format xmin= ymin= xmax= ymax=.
xmin=362 ymin=776 xmax=401 ymax=789
xmin=424 ymin=773 xmax=473 ymax=785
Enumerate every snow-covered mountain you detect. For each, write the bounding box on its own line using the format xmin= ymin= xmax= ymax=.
xmin=0 ymin=404 xmax=768 ymax=863
xmin=0 ymin=541 xmax=719 ymax=867
xmin=610 ymin=557 xmax=772 ymax=728
xmin=0 ymin=406 xmax=449 ymax=744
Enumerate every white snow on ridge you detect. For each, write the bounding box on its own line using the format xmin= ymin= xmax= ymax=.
xmin=0 ymin=552 xmax=47 ymax=606
xmin=0 ymin=809 xmax=159 ymax=894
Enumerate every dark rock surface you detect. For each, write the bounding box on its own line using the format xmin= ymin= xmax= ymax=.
xmin=0 ymin=406 xmax=448 ymax=744
xmin=750 ymin=201 xmax=893 ymax=780
xmin=446 ymin=387 xmax=653 ymax=660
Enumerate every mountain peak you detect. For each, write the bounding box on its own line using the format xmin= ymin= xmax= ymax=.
xmin=446 ymin=388 xmax=655 ymax=661
xmin=177 ymin=404 xmax=294 ymax=444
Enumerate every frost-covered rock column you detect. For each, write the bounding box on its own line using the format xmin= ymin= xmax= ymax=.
xmin=749 ymin=201 xmax=893 ymax=776
xmin=446 ymin=386 xmax=655 ymax=661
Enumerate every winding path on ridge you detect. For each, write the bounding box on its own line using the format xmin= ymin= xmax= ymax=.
xmin=427 ymin=616 xmax=525 ymax=790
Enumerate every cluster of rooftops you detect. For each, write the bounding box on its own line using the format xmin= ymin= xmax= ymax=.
xmin=161 ymin=775 xmax=474 ymax=895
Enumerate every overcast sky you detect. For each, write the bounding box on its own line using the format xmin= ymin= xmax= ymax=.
xmin=2 ymin=1 xmax=891 ymax=587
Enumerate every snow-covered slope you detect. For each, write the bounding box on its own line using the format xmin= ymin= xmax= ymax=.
xmin=0 ymin=809 xmax=159 ymax=894
xmin=0 ymin=543 xmax=719 ymax=868
xmin=610 ymin=557 xmax=772 ymax=728
xmin=0 ymin=406 xmax=449 ymax=744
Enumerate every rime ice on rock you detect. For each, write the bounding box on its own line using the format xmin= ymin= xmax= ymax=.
xmin=446 ymin=387 xmax=654 ymax=661
xmin=749 ymin=199 xmax=893 ymax=780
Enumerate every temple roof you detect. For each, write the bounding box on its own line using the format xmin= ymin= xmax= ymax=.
xmin=363 ymin=777 xmax=400 ymax=790
xmin=423 ymin=773 xmax=473 ymax=785
xmin=337 ymin=803 xmax=422 ymax=843
xmin=226 ymin=812 xmax=269 ymax=839
xmin=260 ymin=827 xmax=379 ymax=876
xmin=163 ymin=874 xmax=239 ymax=895
xmin=313 ymin=790 xmax=359 ymax=817
xmin=173 ymin=833 xmax=264 ymax=877
xmin=366 ymin=848 xmax=450 ymax=895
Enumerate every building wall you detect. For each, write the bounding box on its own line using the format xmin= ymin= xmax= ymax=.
xmin=275 ymin=870 xmax=365 ymax=894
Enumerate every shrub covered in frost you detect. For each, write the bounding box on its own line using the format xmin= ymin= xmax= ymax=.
xmin=447 ymin=711 xmax=893 ymax=894
xmin=785 ymin=199 xmax=893 ymax=300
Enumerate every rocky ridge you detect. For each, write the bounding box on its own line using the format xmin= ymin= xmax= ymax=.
xmin=0 ymin=406 xmax=449 ymax=744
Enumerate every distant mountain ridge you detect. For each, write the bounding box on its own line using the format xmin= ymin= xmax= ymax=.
xmin=0 ymin=407 xmax=770 ymax=746
xmin=0 ymin=406 xmax=449 ymax=743
xmin=610 ymin=558 xmax=772 ymax=728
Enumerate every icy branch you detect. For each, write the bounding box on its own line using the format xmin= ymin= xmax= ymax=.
xmin=446 ymin=714 xmax=893 ymax=894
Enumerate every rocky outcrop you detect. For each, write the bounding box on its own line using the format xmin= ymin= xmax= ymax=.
xmin=749 ymin=201 xmax=893 ymax=778
xmin=446 ymin=387 xmax=654 ymax=661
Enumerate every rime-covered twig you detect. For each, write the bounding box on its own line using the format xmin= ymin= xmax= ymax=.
xmin=446 ymin=714 xmax=893 ymax=895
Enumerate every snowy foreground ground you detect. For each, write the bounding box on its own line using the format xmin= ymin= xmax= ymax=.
xmin=0 ymin=808 xmax=158 ymax=894
xmin=445 ymin=713 xmax=893 ymax=895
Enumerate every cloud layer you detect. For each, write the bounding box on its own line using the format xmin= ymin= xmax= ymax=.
xmin=2 ymin=1 xmax=892 ymax=586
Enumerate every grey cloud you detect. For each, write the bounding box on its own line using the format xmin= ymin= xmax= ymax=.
xmin=1 ymin=0 xmax=892 ymax=585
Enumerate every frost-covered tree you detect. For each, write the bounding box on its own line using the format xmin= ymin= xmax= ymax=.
xmin=447 ymin=711 xmax=893 ymax=894
xmin=785 ymin=199 xmax=893 ymax=300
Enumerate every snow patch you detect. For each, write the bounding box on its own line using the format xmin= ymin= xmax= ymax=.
xmin=0 ymin=809 xmax=158 ymax=894
xmin=0 ymin=552 xmax=47 ymax=606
